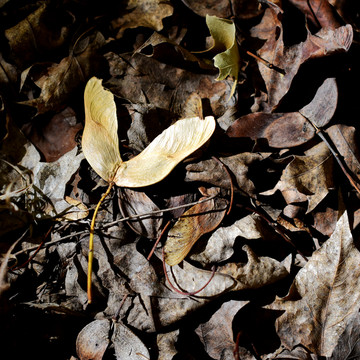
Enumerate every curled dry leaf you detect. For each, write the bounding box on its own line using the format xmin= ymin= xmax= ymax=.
xmin=262 ymin=142 xmax=333 ymax=213
xmin=22 ymin=107 xmax=83 ymax=162
xmin=289 ymin=0 xmax=342 ymax=29
xmin=186 ymin=152 xmax=271 ymax=195
xmin=268 ymin=211 xmax=360 ymax=357
xmin=326 ymin=124 xmax=360 ymax=181
xmin=82 ymin=77 xmax=216 ymax=187
xmin=218 ymin=245 xmax=290 ymax=290
xmin=118 ymin=188 xmax=163 ymax=239
xmin=227 ymin=77 xmax=338 ymax=148
xmin=195 ymin=300 xmax=249 ymax=360
xmin=164 ymin=197 xmax=228 ymax=266
xmin=111 ymin=0 xmax=173 ymax=39
xmin=205 ymin=15 xmax=240 ymax=98
xmin=250 ymin=5 xmax=352 ymax=111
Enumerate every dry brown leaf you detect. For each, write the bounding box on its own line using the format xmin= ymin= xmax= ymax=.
xmin=164 ymin=197 xmax=228 ymax=266
xmin=218 ymin=245 xmax=290 ymax=290
xmin=76 ymin=319 xmax=150 ymax=360
xmin=20 ymin=32 xmax=105 ymax=114
xmin=5 ymin=3 xmax=72 ymax=68
xmin=250 ymin=5 xmax=352 ymax=111
xmin=289 ymin=0 xmax=342 ymax=29
xmin=195 ymin=300 xmax=249 ymax=359
xmin=190 ymin=214 xmax=262 ymax=265
xmin=22 ymin=107 xmax=82 ymax=162
xmin=226 ymin=112 xmax=315 ymax=148
xmin=76 ymin=319 xmax=110 ymax=360
xmin=111 ymin=0 xmax=173 ymax=39
xmin=118 ymin=188 xmax=163 ymax=239
xmin=105 ymin=52 xmax=233 ymax=117
xmin=268 ymin=211 xmax=360 ymax=357
xmin=186 ymin=152 xmax=271 ymax=195
xmin=262 ymin=142 xmax=333 ymax=213
xmin=83 ymin=77 xmax=216 ymax=187
xmin=326 ymin=124 xmax=360 ymax=182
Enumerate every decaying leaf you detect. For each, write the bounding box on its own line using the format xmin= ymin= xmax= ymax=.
xmin=76 ymin=319 xmax=150 ymax=360
xmin=268 ymin=211 xmax=360 ymax=357
xmin=189 ymin=214 xmax=262 ymax=264
xmin=164 ymin=197 xmax=228 ymax=266
xmin=111 ymin=0 xmax=173 ymax=38
xmin=218 ymin=245 xmax=290 ymax=290
xmin=118 ymin=188 xmax=163 ymax=239
xmin=262 ymin=142 xmax=333 ymax=213
xmin=22 ymin=107 xmax=82 ymax=162
xmin=195 ymin=300 xmax=249 ymax=359
xmin=20 ymin=32 xmax=105 ymax=114
xmin=82 ymin=77 xmax=216 ymax=187
xmin=205 ymin=15 xmax=240 ymax=98
xmin=250 ymin=5 xmax=352 ymax=111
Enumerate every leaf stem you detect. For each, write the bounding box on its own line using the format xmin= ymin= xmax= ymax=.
xmin=87 ymin=182 xmax=114 ymax=304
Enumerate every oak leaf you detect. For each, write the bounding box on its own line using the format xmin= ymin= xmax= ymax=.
xmin=267 ymin=211 xmax=360 ymax=357
xmin=82 ymin=77 xmax=216 ymax=187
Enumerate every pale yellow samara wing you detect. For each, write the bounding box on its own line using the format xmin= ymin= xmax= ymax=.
xmin=82 ymin=77 xmax=216 ymax=187
xmin=114 ymin=116 xmax=216 ymax=187
xmin=82 ymin=77 xmax=122 ymax=182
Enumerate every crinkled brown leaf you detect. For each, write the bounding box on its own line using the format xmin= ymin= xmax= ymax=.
xmin=262 ymin=142 xmax=333 ymax=213
xmin=250 ymin=5 xmax=352 ymax=111
xmin=218 ymin=245 xmax=290 ymax=290
xmin=326 ymin=124 xmax=360 ymax=181
xmin=5 ymin=3 xmax=72 ymax=68
xmin=111 ymin=0 xmax=173 ymax=39
xmin=289 ymin=0 xmax=342 ymax=29
xmin=195 ymin=300 xmax=249 ymax=359
xmin=190 ymin=214 xmax=262 ymax=265
xmin=182 ymin=0 xmax=263 ymax=19
xmin=20 ymin=32 xmax=105 ymax=114
xmin=118 ymin=188 xmax=163 ymax=239
xmin=76 ymin=319 xmax=110 ymax=360
xmin=268 ymin=211 xmax=360 ymax=357
xmin=164 ymin=197 xmax=228 ymax=266
xmin=186 ymin=152 xmax=271 ymax=195
xmin=22 ymin=107 xmax=82 ymax=162
xmin=106 ymin=52 xmax=233 ymax=117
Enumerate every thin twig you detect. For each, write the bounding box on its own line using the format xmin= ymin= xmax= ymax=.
xmin=212 ymin=156 xmax=234 ymax=215
xmin=13 ymin=195 xmax=219 ymax=256
xmin=147 ymin=220 xmax=172 ymax=261
xmin=10 ymin=226 xmax=53 ymax=271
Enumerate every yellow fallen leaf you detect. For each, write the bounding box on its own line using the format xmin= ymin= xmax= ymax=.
xmin=82 ymin=77 xmax=216 ymax=187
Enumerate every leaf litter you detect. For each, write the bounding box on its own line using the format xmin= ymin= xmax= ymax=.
xmin=0 ymin=0 xmax=360 ymax=359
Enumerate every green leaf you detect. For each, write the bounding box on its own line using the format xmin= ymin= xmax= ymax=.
xmin=205 ymin=15 xmax=240 ymax=98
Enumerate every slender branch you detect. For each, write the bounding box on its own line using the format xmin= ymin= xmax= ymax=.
xmin=147 ymin=220 xmax=172 ymax=261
